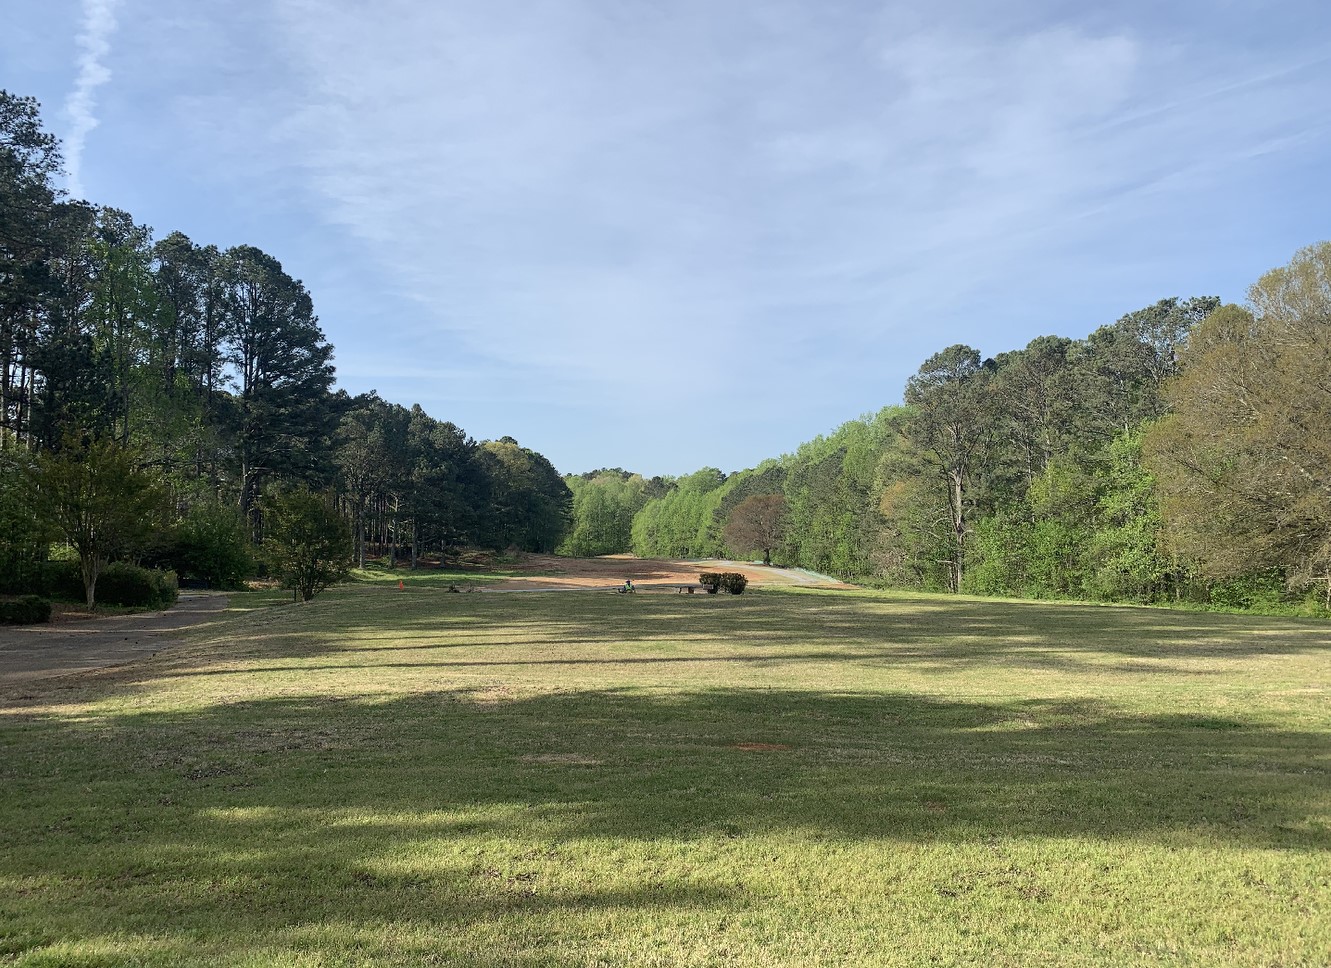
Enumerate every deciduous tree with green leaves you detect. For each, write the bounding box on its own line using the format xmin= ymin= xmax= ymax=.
xmin=1146 ymin=244 xmax=1331 ymax=607
xmin=559 ymin=470 xmax=650 ymax=557
xmin=26 ymin=437 xmax=166 ymax=606
xmin=902 ymin=345 xmax=996 ymax=592
xmin=261 ymin=486 xmax=352 ymax=602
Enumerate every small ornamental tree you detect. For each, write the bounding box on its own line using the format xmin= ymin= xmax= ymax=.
xmin=262 ymin=486 xmax=352 ymax=601
xmin=27 ymin=438 xmax=166 ymax=607
xmin=722 ymin=494 xmax=789 ymax=566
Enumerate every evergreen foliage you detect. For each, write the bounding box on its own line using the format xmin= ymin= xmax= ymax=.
xmin=718 ymin=572 xmax=748 ymax=594
xmin=0 ymin=90 xmax=570 ymax=598
xmin=697 ymin=572 xmax=749 ymax=594
xmin=0 ymin=450 xmax=48 ymax=592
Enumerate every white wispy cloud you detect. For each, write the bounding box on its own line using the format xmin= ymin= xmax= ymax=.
xmin=85 ymin=0 xmax=1330 ymax=472
xmin=63 ymin=0 xmax=121 ymax=199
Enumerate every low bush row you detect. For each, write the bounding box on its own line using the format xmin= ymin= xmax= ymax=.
xmin=17 ymin=560 xmax=179 ymax=609
xmin=97 ymin=563 xmax=179 ymax=609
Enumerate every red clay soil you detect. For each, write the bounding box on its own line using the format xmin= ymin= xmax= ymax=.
xmin=489 ymin=554 xmax=855 ymax=591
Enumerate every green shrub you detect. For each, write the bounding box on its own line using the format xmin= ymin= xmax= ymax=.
xmin=699 ymin=572 xmax=748 ymax=594
xmin=95 ymin=564 xmax=179 ymax=609
xmin=0 ymin=532 xmax=50 ymax=595
xmin=38 ymin=559 xmax=84 ymax=601
xmin=0 ymin=595 xmax=51 ymax=624
xmin=1208 ymin=569 xmax=1290 ymax=612
xmin=22 ymin=557 xmax=178 ymax=609
xmin=719 ymin=572 xmax=749 ymax=595
xmin=175 ymin=502 xmax=253 ymax=588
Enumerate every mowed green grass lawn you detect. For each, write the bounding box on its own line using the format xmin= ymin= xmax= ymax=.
xmin=2 ymin=584 xmax=1329 ymax=967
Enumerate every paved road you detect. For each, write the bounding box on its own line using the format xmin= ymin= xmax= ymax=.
xmin=0 ymin=592 xmax=229 ymax=687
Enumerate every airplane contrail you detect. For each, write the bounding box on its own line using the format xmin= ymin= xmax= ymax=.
xmin=64 ymin=0 xmax=122 ymax=199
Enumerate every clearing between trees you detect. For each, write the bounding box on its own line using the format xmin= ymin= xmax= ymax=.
xmin=467 ymin=553 xmax=855 ymax=591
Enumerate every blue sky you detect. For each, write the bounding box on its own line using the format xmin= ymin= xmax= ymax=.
xmin=5 ymin=1 xmax=1330 ymax=477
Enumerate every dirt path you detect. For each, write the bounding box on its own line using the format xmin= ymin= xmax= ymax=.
xmin=0 ymin=592 xmax=229 ymax=689
xmin=484 ymin=554 xmax=856 ymax=592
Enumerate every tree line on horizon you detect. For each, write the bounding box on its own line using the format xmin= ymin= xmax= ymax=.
xmin=1 ymin=90 xmax=570 ymax=603
xmin=4 ymin=86 xmax=1327 ymax=615
xmin=563 ymin=251 xmax=1331 ymax=615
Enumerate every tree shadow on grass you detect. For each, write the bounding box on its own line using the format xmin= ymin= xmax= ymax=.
xmin=3 ymin=683 xmax=1329 ymax=964
xmin=9 ymin=588 xmax=1320 ymax=720
xmin=3 ymin=587 xmax=1329 ymax=965
xmin=5 ymin=687 xmax=1327 ymax=850
xmin=171 ymin=587 xmax=1331 ymax=675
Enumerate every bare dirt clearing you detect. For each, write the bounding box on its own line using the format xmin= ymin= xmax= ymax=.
xmin=485 ymin=554 xmax=856 ymax=591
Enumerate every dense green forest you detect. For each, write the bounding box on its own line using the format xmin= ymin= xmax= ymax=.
xmin=0 ymin=91 xmax=570 ymax=602
xmin=566 ymin=263 xmax=1331 ymax=614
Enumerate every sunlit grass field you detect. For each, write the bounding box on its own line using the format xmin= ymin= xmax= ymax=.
xmin=2 ymin=584 xmax=1329 ymax=966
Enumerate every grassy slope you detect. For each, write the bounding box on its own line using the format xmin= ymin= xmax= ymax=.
xmin=1 ymin=586 xmax=1329 ymax=966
